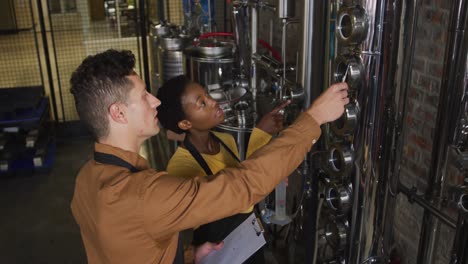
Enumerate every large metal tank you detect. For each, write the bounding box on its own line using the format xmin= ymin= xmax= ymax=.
xmin=149 ymin=22 xmax=171 ymax=92
xmin=186 ymin=41 xmax=256 ymax=160
xmin=157 ymin=35 xmax=189 ymax=84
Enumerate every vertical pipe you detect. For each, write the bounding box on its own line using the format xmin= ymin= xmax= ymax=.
xmin=299 ymin=0 xmax=313 ymax=109
xmin=450 ymin=213 xmax=468 ymax=264
xmin=384 ymin=0 xmax=421 ymax=254
xmin=417 ymin=0 xmax=468 ymax=263
xmin=299 ymin=0 xmax=326 ymax=263
xmin=232 ymin=4 xmax=250 ymax=82
xmin=139 ymin=0 xmax=151 ymax=91
xmin=278 ymin=0 xmax=295 ymax=19
xmin=30 ymin=0 xmax=44 ymax=88
xmin=347 ymin=0 xmax=387 ymax=261
xmin=251 ymin=5 xmax=257 ymax=102
xmin=280 ymin=19 xmax=286 ymax=101
xmin=37 ymin=0 xmax=59 ymax=122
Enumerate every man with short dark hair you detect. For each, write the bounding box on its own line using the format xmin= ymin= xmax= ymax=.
xmin=70 ymin=49 xmax=349 ymax=264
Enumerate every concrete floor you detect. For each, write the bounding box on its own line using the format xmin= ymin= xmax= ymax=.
xmin=0 ymin=136 xmax=92 ymax=263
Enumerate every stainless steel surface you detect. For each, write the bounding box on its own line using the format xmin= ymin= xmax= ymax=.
xmin=336 ymin=6 xmax=369 ymax=45
xmin=346 ymin=1 xmax=392 ymax=261
xmin=251 ymin=4 xmax=258 ymax=103
xmin=159 ymin=49 xmax=185 ymax=83
xmin=278 ymin=0 xmax=294 ymax=19
xmin=325 ymin=184 xmax=352 ymax=213
xmin=315 ymin=0 xmax=406 ymax=262
xmin=188 ymin=39 xmax=235 ymax=58
xmin=324 ymin=219 xmax=349 ymax=250
xmin=149 ymin=22 xmax=171 ymax=37
xmin=188 ymin=56 xmax=235 ymax=90
xmin=282 ymin=80 xmax=305 ymax=104
xmin=299 ymin=0 xmax=314 ymax=109
xmin=334 ymin=55 xmax=365 ymax=91
xmin=331 ymin=102 xmax=359 ymax=136
xmin=160 ymin=37 xmax=185 ymax=51
xmin=449 ymin=213 xmax=468 ymax=264
xmin=325 ymin=145 xmax=354 ymax=179
xmin=232 ymin=3 xmax=251 ymax=81
xmin=385 ymin=0 xmax=422 ymax=256
xmin=452 ymin=7 xmax=468 ymax=152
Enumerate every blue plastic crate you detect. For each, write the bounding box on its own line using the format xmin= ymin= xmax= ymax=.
xmin=0 ymin=97 xmax=50 ymax=131
xmin=0 ymin=139 xmax=56 ymax=176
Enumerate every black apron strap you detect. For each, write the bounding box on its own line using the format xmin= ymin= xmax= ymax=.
xmin=93 ymin=152 xmax=139 ymax=173
xmin=183 ymin=136 xmax=214 ymax=175
xmin=209 ymin=132 xmax=241 ymax=163
xmin=172 ymin=233 xmax=185 ymax=264
xmin=184 ymin=132 xmax=241 ymax=176
xmin=93 ymin=151 xmax=185 ymax=264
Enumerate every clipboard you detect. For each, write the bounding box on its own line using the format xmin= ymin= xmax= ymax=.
xmin=199 ymin=213 xmax=266 ymax=264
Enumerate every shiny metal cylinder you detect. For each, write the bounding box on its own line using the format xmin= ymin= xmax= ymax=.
xmin=336 ymin=6 xmax=369 ymax=45
xmin=324 ymin=219 xmax=349 ymax=250
xmin=334 ymin=55 xmax=365 ymax=91
xmin=232 ymin=4 xmax=251 ymax=82
xmin=325 ymin=145 xmax=354 ymax=179
xmin=325 ymin=183 xmax=353 ymax=213
xmin=278 ymin=0 xmax=295 ymax=19
xmin=449 ymin=213 xmax=468 ymax=264
xmin=187 ymin=56 xmax=235 ymax=90
xmin=282 ymin=80 xmax=305 ymax=104
xmin=299 ymin=0 xmax=327 ymax=109
xmin=331 ymin=101 xmax=359 ymax=136
xmin=158 ymin=49 xmax=185 ymax=83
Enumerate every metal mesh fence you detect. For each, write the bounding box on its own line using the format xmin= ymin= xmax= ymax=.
xmin=0 ymin=0 xmax=230 ymax=121
xmin=0 ymin=0 xmax=43 ymax=89
xmin=47 ymin=0 xmax=144 ymax=121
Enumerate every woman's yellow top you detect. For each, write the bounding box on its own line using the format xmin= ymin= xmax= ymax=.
xmin=166 ymin=128 xmax=272 ymax=213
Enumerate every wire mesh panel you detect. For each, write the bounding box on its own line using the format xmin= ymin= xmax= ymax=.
xmin=47 ymin=0 xmax=144 ymax=121
xmin=167 ymin=0 xmax=184 ymax=25
xmin=0 ymin=0 xmax=43 ymax=90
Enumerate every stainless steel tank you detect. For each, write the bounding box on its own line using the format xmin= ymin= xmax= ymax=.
xmin=157 ymin=33 xmax=190 ymax=84
xmin=188 ymin=56 xmax=235 ymax=91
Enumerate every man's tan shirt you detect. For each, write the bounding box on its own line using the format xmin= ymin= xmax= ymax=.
xmin=71 ymin=113 xmax=321 ymax=264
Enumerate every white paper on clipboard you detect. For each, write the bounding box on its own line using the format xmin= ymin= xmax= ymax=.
xmin=199 ymin=213 xmax=266 ymax=264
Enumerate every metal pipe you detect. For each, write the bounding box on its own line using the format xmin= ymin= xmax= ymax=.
xmin=398 ymin=184 xmax=457 ymax=229
xmin=299 ymin=0 xmax=313 ymax=109
xmin=299 ymin=0 xmax=326 ymax=262
xmin=449 ymin=213 xmax=468 ymax=264
xmin=139 ymin=0 xmax=151 ymax=91
xmin=417 ymin=0 xmax=468 ymax=263
xmin=232 ymin=3 xmax=251 ymax=82
xmin=386 ymin=0 xmax=422 ymax=249
xmin=347 ymin=0 xmax=388 ymax=262
xmin=37 ymin=0 xmax=60 ymax=121
xmin=251 ymin=4 xmax=257 ymax=102
xmin=281 ymin=18 xmax=287 ymax=101
xmin=278 ymin=0 xmax=294 ymax=19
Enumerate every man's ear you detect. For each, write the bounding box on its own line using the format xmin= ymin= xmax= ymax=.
xmin=178 ymin=120 xmax=192 ymax=131
xmin=109 ymin=103 xmax=127 ymax=124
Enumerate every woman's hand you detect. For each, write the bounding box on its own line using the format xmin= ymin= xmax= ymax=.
xmin=256 ymin=100 xmax=291 ymax=135
xmin=194 ymin=241 xmax=224 ymax=264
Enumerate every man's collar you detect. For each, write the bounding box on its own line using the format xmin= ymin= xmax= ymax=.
xmin=94 ymin=142 xmax=150 ymax=170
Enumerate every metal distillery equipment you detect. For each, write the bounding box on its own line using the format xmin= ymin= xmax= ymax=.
xmin=148 ymin=0 xmax=468 ymax=263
